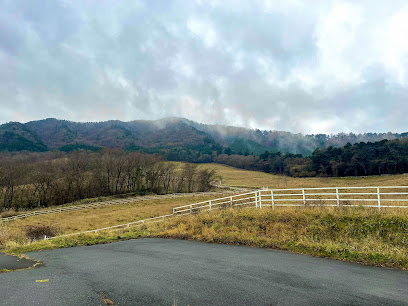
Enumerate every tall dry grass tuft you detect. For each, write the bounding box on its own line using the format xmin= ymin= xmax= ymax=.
xmin=0 ymin=225 xmax=11 ymax=246
xmin=0 ymin=224 xmax=28 ymax=248
xmin=0 ymin=209 xmax=18 ymax=218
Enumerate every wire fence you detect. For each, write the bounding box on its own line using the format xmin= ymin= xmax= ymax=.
xmin=42 ymin=185 xmax=408 ymax=240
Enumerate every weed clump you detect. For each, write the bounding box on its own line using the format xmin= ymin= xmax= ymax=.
xmin=24 ymin=224 xmax=59 ymax=241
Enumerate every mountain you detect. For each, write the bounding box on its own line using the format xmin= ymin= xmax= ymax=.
xmin=228 ymin=137 xmax=272 ymax=155
xmin=181 ymin=118 xmax=408 ymax=155
xmin=0 ymin=117 xmax=407 ymax=156
xmin=0 ymin=122 xmax=47 ymax=152
xmin=24 ymin=117 xmax=219 ymax=148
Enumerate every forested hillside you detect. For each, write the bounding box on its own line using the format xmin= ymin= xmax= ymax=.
xmin=1 ymin=117 xmax=407 ymax=157
xmin=182 ymin=118 xmax=408 ymax=155
xmin=215 ymin=139 xmax=408 ymax=177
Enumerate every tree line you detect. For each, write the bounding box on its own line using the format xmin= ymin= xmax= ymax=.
xmin=0 ymin=150 xmax=216 ymax=211
xmin=1 ymin=137 xmax=407 ymax=211
xmin=214 ymin=139 xmax=408 ymax=177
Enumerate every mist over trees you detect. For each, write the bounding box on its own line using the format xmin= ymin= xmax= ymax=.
xmin=0 ymin=150 xmax=215 ymax=211
xmin=1 ymin=118 xmax=407 ymax=157
xmin=1 ymin=118 xmax=408 ymax=211
xmin=215 ymin=139 xmax=408 ymax=178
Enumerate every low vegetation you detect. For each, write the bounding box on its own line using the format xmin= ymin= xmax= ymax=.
xmin=3 ymin=206 xmax=408 ymax=270
xmin=24 ymin=224 xmax=59 ymax=241
xmin=151 ymin=207 xmax=408 ymax=269
xmin=0 ymin=192 xmax=232 ymax=249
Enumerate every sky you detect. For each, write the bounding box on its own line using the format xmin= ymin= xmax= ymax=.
xmin=1 ymin=0 xmax=408 ymax=134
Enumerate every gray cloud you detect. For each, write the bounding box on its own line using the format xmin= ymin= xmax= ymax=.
xmin=0 ymin=0 xmax=408 ymax=133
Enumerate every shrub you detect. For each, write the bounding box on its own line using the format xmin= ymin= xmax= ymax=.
xmin=25 ymin=224 xmax=59 ymax=241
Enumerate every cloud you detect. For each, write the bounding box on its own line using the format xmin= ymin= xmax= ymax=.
xmin=0 ymin=0 xmax=407 ymax=134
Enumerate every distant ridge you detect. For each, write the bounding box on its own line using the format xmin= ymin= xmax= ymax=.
xmin=0 ymin=117 xmax=407 ymax=155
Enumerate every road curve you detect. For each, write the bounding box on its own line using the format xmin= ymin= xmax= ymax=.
xmin=0 ymin=238 xmax=407 ymax=305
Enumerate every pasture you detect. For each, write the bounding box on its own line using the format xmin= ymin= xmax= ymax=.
xmin=201 ymin=163 xmax=408 ymax=189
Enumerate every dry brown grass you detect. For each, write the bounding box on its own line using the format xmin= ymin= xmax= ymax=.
xmin=200 ymin=163 xmax=408 ymax=189
xmin=0 ymin=193 xmax=233 ymax=248
xmin=0 ymin=209 xmax=18 ymax=218
xmin=148 ymin=206 xmax=408 ymax=269
xmin=7 ymin=206 xmax=407 ymax=270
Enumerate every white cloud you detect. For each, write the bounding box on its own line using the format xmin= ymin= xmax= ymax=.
xmin=0 ymin=0 xmax=408 ymax=134
xmin=187 ymin=18 xmax=218 ymax=48
xmin=381 ymin=6 xmax=408 ymax=84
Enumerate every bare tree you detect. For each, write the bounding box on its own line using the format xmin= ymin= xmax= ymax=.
xmin=197 ymin=168 xmax=216 ymax=192
xmin=182 ymin=163 xmax=197 ymax=193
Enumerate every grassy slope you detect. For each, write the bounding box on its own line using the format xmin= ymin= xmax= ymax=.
xmin=0 ymin=193 xmax=145 ymax=218
xmin=201 ymin=163 xmax=408 ymax=189
xmin=151 ymin=207 xmax=408 ymax=269
xmin=0 ymin=193 xmax=232 ymax=249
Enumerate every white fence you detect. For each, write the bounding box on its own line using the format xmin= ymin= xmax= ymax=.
xmin=174 ymin=186 xmax=408 ymax=214
xmin=1 ymin=191 xmax=236 ymax=222
xmin=43 ymin=185 xmax=408 ymax=240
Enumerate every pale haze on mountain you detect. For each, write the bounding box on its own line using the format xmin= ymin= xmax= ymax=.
xmin=1 ymin=1 xmax=407 ymax=134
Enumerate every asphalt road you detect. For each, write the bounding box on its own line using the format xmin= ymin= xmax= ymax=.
xmin=0 ymin=253 xmax=36 ymax=270
xmin=0 ymin=238 xmax=407 ymax=305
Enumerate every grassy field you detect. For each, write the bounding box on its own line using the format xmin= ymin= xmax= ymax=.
xmin=201 ymin=163 xmax=408 ymax=189
xmin=6 ymin=206 xmax=408 ymax=270
xmin=153 ymin=207 xmax=408 ymax=269
xmin=0 ymin=193 xmax=233 ymax=250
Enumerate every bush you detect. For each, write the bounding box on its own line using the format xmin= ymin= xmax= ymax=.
xmin=25 ymin=224 xmax=59 ymax=241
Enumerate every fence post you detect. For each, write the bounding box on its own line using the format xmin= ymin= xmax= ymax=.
xmin=190 ymin=204 xmax=193 ymax=214
xmin=230 ymin=196 xmax=233 ymax=207
xmin=209 ymin=200 xmax=212 ymax=211
xmin=377 ymin=187 xmax=381 ymax=211
xmin=336 ymin=187 xmax=340 ymax=207
xmin=259 ymin=190 xmax=262 ymax=209
xmin=255 ymin=191 xmax=258 ymax=208
xmin=271 ymin=190 xmax=275 ymax=209
xmin=173 ymin=207 xmax=175 ymax=214
xmin=302 ymin=189 xmax=306 ymax=206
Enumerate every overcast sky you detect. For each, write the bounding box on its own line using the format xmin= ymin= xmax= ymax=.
xmin=1 ymin=0 xmax=408 ymax=134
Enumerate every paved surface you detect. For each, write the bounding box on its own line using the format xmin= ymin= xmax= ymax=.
xmin=0 ymin=253 xmax=36 ymax=270
xmin=0 ymin=238 xmax=407 ymax=305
